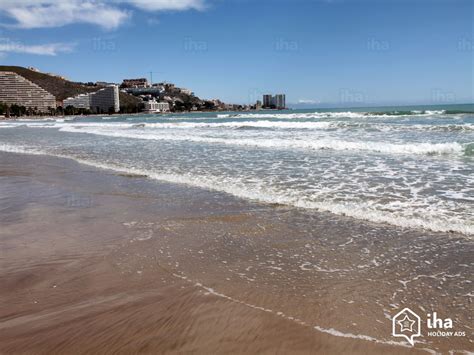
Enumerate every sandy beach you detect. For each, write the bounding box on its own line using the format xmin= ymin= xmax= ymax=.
xmin=0 ymin=151 xmax=472 ymax=354
xmin=0 ymin=0 xmax=472 ymax=351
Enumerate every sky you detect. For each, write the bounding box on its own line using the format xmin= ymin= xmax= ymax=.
xmin=0 ymin=0 xmax=472 ymax=107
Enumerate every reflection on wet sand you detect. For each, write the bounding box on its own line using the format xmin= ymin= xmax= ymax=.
xmin=0 ymin=152 xmax=471 ymax=354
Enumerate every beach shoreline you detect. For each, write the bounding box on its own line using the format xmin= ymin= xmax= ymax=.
xmin=0 ymin=151 xmax=472 ymax=354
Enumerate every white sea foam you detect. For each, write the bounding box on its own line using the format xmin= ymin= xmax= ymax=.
xmin=0 ymin=144 xmax=47 ymax=155
xmin=138 ymin=121 xmax=474 ymax=132
xmin=4 ymin=119 xmax=467 ymax=158
xmin=56 ymin=126 xmax=467 ymax=156
xmin=0 ymin=143 xmax=472 ymax=236
xmin=171 ymin=272 xmax=413 ymax=349
xmin=142 ymin=120 xmax=335 ymax=130
xmin=2 ymin=116 xmax=473 ymax=134
xmin=217 ymin=110 xmax=446 ymax=120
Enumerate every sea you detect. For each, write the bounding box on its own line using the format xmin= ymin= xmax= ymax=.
xmin=1 ymin=104 xmax=473 ymax=236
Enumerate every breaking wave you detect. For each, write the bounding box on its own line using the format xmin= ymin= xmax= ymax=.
xmin=0 ymin=143 xmax=472 ymax=236
xmin=216 ymin=110 xmax=448 ymax=120
xmin=56 ymin=126 xmax=471 ymax=156
xmin=4 ymin=118 xmax=473 ymax=134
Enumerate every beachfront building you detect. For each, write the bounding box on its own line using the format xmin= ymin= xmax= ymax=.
xmin=262 ymin=94 xmax=286 ymax=109
xmin=143 ymin=99 xmax=170 ymax=113
xmin=90 ymin=86 xmax=120 ymax=113
xmin=63 ymin=93 xmax=90 ymax=110
xmin=0 ymin=71 xmax=56 ymax=112
xmin=63 ymin=85 xmax=120 ymax=113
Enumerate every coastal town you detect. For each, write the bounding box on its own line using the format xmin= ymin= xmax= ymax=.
xmin=0 ymin=66 xmax=286 ymax=118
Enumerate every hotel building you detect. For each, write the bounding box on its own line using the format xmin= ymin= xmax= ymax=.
xmin=64 ymin=86 xmax=120 ymax=113
xmin=63 ymin=94 xmax=90 ymax=110
xmin=143 ymin=99 xmax=170 ymax=113
xmin=0 ymin=71 xmax=56 ymax=112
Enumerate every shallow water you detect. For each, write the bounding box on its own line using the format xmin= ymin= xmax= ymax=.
xmin=1 ymin=106 xmax=473 ymax=235
xmin=0 ymin=152 xmax=472 ymax=353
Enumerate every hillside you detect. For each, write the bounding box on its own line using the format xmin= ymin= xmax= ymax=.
xmin=0 ymin=66 xmax=141 ymax=109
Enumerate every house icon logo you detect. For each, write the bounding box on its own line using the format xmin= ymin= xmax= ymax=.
xmin=392 ymin=308 xmax=421 ymax=346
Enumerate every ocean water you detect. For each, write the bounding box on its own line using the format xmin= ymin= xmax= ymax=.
xmin=1 ymin=104 xmax=473 ymax=236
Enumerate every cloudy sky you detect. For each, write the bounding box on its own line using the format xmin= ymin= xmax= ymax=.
xmin=0 ymin=0 xmax=472 ymax=106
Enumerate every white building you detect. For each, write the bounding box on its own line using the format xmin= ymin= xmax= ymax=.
xmin=144 ymin=99 xmax=170 ymax=113
xmin=64 ymin=85 xmax=120 ymax=113
xmin=180 ymin=88 xmax=193 ymax=95
xmin=63 ymin=93 xmax=90 ymax=110
xmin=90 ymin=86 xmax=120 ymax=113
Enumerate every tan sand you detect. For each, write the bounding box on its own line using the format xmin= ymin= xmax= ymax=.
xmin=0 ymin=152 xmax=471 ymax=354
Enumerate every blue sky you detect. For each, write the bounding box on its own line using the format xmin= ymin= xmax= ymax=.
xmin=0 ymin=0 xmax=472 ymax=107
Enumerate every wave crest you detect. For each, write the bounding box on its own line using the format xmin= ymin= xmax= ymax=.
xmin=57 ymin=126 xmax=469 ymax=156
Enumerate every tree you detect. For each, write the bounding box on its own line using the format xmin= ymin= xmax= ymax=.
xmin=65 ymin=105 xmax=76 ymax=115
xmin=0 ymin=102 xmax=7 ymax=115
xmin=203 ymin=101 xmax=216 ymax=111
xmin=10 ymin=104 xmax=27 ymax=117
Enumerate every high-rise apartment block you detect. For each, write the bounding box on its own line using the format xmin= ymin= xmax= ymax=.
xmin=262 ymin=94 xmax=286 ymax=109
xmin=63 ymin=86 xmax=120 ymax=113
xmin=0 ymin=71 xmax=56 ymax=112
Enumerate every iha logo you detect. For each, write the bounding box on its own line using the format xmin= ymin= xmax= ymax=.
xmin=392 ymin=309 xmax=465 ymax=346
xmin=426 ymin=312 xmax=465 ymax=338
xmin=392 ymin=308 xmax=421 ymax=346
xmin=427 ymin=312 xmax=452 ymax=329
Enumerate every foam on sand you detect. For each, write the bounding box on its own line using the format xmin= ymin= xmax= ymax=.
xmin=1 ymin=143 xmax=472 ymax=236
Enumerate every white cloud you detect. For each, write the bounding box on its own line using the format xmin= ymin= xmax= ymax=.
xmin=0 ymin=39 xmax=75 ymax=55
xmin=298 ymin=99 xmax=320 ymax=104
xmin=2 ymin=1 xmax=130 ymax=30
xmin=124 ymin=0 xmax=206 ymax=11
xmin=0 ymin=0 xmax=206 ymax=30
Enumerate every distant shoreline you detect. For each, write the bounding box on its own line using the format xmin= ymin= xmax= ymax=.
xmin=2 ymin=103 xmax=473 ymax=121
xmin=0 ymin=108 xmax=293 ymax=121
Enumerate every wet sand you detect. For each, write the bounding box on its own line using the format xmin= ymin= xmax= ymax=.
xmin=0 ymin=152 xmax=472 ymax=354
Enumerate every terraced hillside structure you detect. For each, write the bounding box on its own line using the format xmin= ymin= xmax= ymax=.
xmin=0 ymin=71 xmax=56 ymax=112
